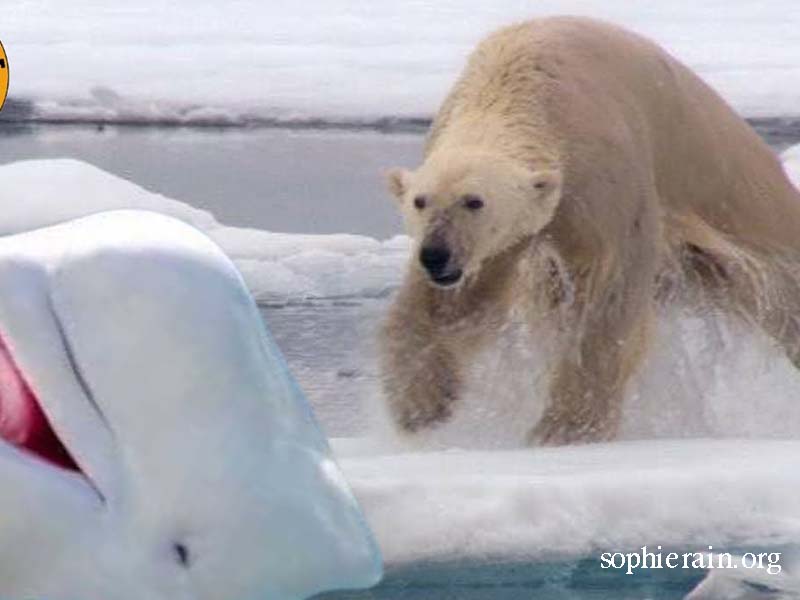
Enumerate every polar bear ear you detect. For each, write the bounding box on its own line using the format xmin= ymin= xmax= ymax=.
xmin=529 ymin=169 xmax=563 ymax=226
xmin=530 ymin=169 xmax=563 ymax=198
xmin=386 ymin=167 xmax=412 ymax=202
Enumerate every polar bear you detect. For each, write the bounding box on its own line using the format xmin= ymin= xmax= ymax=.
xmin=379 ymin=16 xmax=800 ymax=445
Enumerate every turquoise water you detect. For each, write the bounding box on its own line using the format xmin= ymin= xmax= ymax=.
xmin=316 ymin=559 xmax=707 ymax=599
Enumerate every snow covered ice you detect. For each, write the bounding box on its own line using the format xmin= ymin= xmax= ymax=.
xmin=687 ymin=549 xmax=800 ymax=599
xmin=333 ymin=439 xmax=800 ymax=565
xmin=2 ymin=0 xmax=800 ymax=124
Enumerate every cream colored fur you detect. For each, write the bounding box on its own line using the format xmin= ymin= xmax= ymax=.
xmin=381 ymin=16 xmax=800 ymax=445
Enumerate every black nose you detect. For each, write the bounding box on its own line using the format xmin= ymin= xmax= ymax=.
xmin=419 ymin=245 xmax=451 ymax=275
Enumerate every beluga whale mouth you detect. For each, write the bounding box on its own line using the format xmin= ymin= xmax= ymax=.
xmin=0 ymin=209 xmax=381 ymax=600
xmin=0 ymin=334 xmax=79 ymax=472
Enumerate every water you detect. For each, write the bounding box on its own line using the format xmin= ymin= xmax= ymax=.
xmin=315 ymin=558 xmax=707 ymax=600
xmin=261 ymin=299 xmax=385 ymax=437
xmin=0 ymin=123 xmax=418 ymax=238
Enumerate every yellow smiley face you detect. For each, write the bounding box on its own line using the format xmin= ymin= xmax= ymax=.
xmin=0 ymin=40 xmax=8 ymax=111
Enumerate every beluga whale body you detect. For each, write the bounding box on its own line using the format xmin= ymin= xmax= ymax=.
xmin=0 ymin=210 xmax=381 ymax=599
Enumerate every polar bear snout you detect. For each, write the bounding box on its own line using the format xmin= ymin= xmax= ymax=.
xmin=419 ymin=245 xmax=450 ymax=272
xmin=419 ymin=244 xmax=463 ymax=287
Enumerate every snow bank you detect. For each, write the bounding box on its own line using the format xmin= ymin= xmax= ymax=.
xmin=0 ymin=159 xmax=409 ymax=304
xmin=333 ymin=439 xmax=800 ymax=566
xmin=3 ymin=1 xmax=800 ymax=124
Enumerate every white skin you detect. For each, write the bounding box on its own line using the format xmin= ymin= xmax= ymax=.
xmin=0 ymin=211 xmax=380 ymax=600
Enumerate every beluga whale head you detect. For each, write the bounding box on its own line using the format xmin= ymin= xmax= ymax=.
xmin=0 ymin=210 xmax=381 ymax=600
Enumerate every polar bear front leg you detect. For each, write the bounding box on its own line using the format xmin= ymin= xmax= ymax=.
xmin=528 ymin=298 xmax=651 ymax=446
xmin=381 ymin=338 xmax=460 ymax=433
xmin=529 ymin=358 xmax=624 ymax=445
xmin=379 ymin=294 xmax=463 ymax=433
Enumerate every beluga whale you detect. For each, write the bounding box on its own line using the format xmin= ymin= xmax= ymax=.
xmin=0 ymin=210 xmax=381 ymax=600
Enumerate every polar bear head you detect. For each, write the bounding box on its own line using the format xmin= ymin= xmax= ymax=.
xmin=387 ymin=151 xmax=562 ymax=288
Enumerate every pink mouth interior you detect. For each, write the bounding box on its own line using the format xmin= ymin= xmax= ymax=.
xmin=0 ymin=334 xmax=79 ymax=471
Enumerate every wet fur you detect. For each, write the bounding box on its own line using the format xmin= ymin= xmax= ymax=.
xmin=380 ymin=17 xmax=800 ymax=445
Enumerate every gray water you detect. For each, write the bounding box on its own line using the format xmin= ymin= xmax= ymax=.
xmin=261 ymin=299 xmax=386 ymax=437
xmin=2 ymin=121 xmax=799 ymax=599
xmin=0 ymin=123 xmax=417 ymax=238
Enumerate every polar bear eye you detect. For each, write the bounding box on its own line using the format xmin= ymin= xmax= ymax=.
xmin=462 ymin=195 xmax=484 ymax=211
xmin=413 ymin=195 xmax=427 ymax=210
